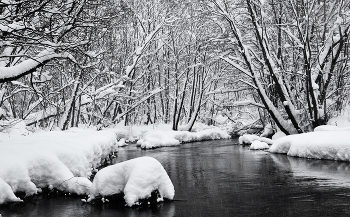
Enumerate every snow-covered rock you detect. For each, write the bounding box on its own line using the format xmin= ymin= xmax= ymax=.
xmin=87 ymin=156 xmax=175 ymax=207
xmin=238 ymin=134 xmax=273 ymax=145
xmin=0 ymin=130 xmax=117 ymax=205
xmin=117 ymin=138 xmax=128 ymax=147
xmin=269 ymin=131 xmax=350 ymax=161
xmin=249 ymin=140 xmax=269 ymax=150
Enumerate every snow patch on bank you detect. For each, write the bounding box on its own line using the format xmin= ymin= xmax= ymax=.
xmin=137 ymin=127 xmax=230 ymax=149
xmin=106 ymin=123 xmax=173 ymax=142
xmin=269 ymin=131 xmax=350 ymax=161
xmin=88 ymin=156 xmax=174 ymax=206
xmin=0 ymin=130 xmax=118 ymax=205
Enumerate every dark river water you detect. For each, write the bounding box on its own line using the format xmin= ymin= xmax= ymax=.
xmin=2 ymin=139 xmax=350 ymax=216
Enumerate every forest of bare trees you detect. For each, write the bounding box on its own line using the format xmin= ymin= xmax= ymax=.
xmin=0 ymin=0 xmax=349 ymax=134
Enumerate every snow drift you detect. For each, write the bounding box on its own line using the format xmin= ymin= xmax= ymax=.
xmin=269 ymin=131 xmax=350 ymax=161
xmin=0 ymin=130 xmax=118 ymax=204
xmin=87 ymin=156 xmax=175 ymax=206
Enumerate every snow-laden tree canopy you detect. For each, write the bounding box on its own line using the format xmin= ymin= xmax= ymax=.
xmin=0 ymin=0 xmax=349 ymax=133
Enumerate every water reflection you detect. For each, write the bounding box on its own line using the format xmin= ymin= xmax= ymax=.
xmin=2 ymin=139 xmax=350 ymax=216
xmin=271 ymin=153 xmax=350 ymax=187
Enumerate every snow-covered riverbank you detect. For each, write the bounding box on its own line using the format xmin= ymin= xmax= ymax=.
xmin=0 ymin=122 xmax=229 ymax=205
xmin=0 ymin=129 xmax=117 ymax=204
xmin=269 ymin=131 xmax=350 ymax=161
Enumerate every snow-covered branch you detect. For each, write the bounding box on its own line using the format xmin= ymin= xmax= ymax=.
xmin=0 ymin=49 xmax=74 ymax=83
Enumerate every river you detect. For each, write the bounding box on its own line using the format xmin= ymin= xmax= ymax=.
xmin=2 ymin=138 xmax=350 ymax=216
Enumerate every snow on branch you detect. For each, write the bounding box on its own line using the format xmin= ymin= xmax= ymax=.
xmin=220 ymin=56 xmax=253 ymax=78
xmin=0 ymin=49 xmax=74 ymax=83
xmin=125 ymin=21 xmax=165 ymax=78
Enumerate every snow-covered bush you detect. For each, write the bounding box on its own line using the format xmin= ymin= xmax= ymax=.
xmin=87 ymin=156 xmax=175 ymax=206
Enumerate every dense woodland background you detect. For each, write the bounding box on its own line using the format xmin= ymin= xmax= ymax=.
xmin=0 ymin=0 xmax=349 ymax=134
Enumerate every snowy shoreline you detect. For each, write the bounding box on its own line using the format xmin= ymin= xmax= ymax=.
xmin=0 ymin=129 xmax=117 ymax=204
xmin=269 ymin=131 xmax=350 ymax=161
xmin=0 ymin=123 xmax=229 ymax=206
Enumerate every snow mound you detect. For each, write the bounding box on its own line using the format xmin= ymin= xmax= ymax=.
xmin=239 ymin=134 xmax=273 ymax=145
xmin=0 ymin=130 xmax=117 ymax=205
xmin=88 ymin=156 xmax=175 ymax=206
xmin=272 ymin=131 xmax=286 ymax=140
xmin=314 ymin=125 xmax=350 ymax=131
xmin=269 ymin=131 xmax=350 ymax=161
xmin=117 ymin=138 xmax=128 ymax=147
xmin=137 ymin=127 xmax=230 ymax=149
xmin=250 ymin=140 xmax=269 ymax=150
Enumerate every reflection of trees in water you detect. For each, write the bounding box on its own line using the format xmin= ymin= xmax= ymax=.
xmin=255 ymin=154 xmax=294 ymax=187
xmin=270 ymin=153 xmax=350 ymax=186
xmin=287 ymin=156 xmax=350 ymax=187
